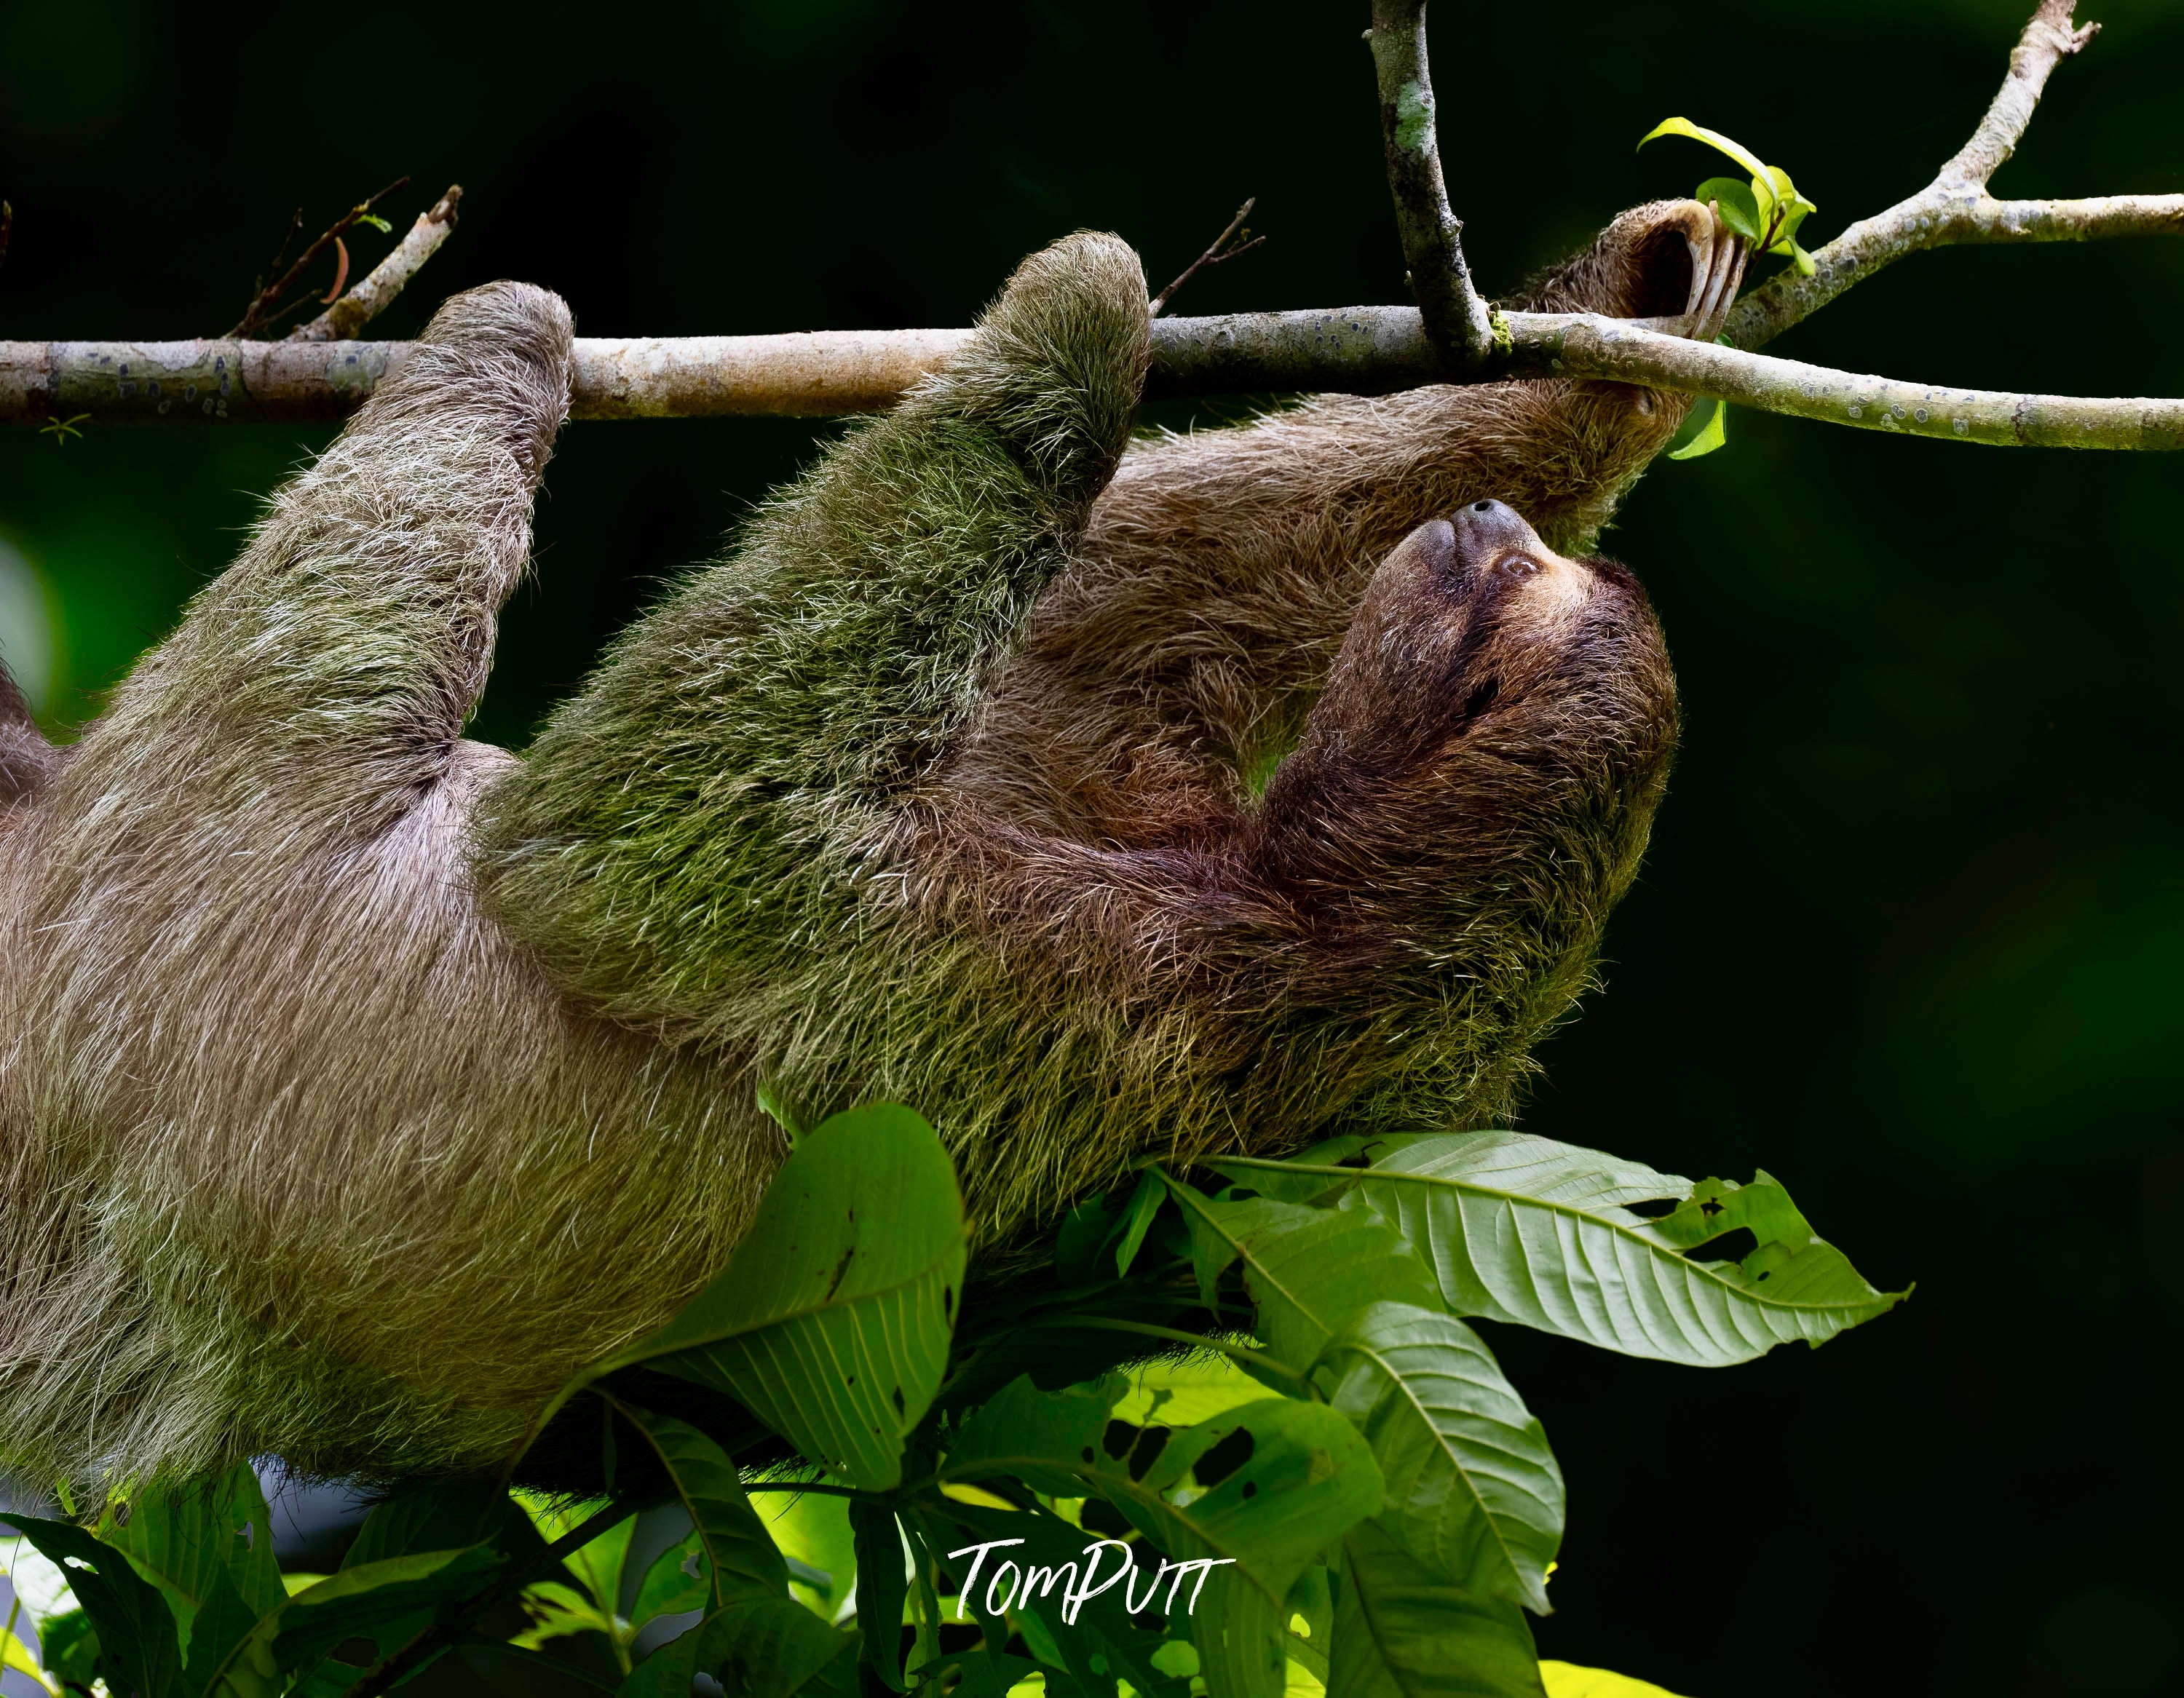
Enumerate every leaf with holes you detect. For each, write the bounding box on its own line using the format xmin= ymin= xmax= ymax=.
xmin=542 ymin=1103 xmax=966 ymax=1490
xmin=1319 ymin=1303 xmax=1562 ymax=1614
xmin=942 ymin=1374 xmax=1382 ymax=1644
xmin=919 ymin=1497 xmax=1184 ymax=1698
xmin=1235 ymin=1132 xmax=1907 ymax=1366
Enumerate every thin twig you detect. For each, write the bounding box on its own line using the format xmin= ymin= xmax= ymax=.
xmin=1729 ymin=0 xmax=2112 ymax=348
xmin=1366 ymin=0 xmax=1494 ymax=373
xmin=289 ymin=186 xmax=462 ymax=343
xmin=1150 ymin=197 xmax=1267 ymax=317
xmin=226 ymin=175 xmax=411 ymax=339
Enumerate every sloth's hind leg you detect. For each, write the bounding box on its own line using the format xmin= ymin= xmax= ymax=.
xmin=63 ymin=281 xmax=573 ymax=845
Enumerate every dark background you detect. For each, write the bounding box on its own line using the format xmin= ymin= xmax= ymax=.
xmin=3 ymin=1 xmax=2181 ymax=1693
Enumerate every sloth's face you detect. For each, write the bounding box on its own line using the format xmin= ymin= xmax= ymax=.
xmin=1315 ymin=499 xmax=1666 ymax=763
xmin=1415 ymin=499 xmax=1642 ymax=650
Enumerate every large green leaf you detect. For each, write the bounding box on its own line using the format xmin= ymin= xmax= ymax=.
xmin=612 ymin=1402 xmax=788 ymax=1606
xmin=1229 ymin=1134 xmax=1907 ymax=1366
xmin=1330 ymin=1522 xmax=1544 ymax=1698
xmin=105 ymin=1462 xmax=284 ymax=1654
xmin=1320 ymin=1304 xmax=1562 ymax=1615
xmin=0 ymin=1512 xmax=185 ymax=1698
xmin=1162 ymin=1181 xmax=1439 ymax=1373
xmin=550 ymin=1104 xmax=966 ymax=1490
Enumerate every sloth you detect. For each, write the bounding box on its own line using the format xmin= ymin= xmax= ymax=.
xmin=0 ymin=202 xmax=1741 ymax=1488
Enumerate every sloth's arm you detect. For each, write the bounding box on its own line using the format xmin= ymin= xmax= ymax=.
xmin=47 ymin=283 xmax=572 ymax=851
xmin=474 ymin=234 xmax=1151 ymax=1037
xmin=1031 ymin=201 xmax=1738 ymax=773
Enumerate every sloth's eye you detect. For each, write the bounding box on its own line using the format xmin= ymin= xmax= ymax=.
xmin=1500 ymin=555 xmax=1540 ymax=576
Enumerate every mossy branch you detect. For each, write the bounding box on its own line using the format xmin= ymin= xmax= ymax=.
xmin=1365 ymin=0 xmax=1495 ymax=373
xmin=4 ymin=4 xmax=2175 ymax=448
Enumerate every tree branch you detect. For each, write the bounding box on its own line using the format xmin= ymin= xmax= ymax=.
xmin=1497 ymin=309 xmax=2183 ymax=448
xmin=1366 ymin=0 xmax=1493 ymax=372
xmin=5 ymin=5 xmax=2175 ymax=449
xmin=287 ymin=186 xmax=462 ymax=343
xmin=1727 ymin=0 xmax=2123 ymax=348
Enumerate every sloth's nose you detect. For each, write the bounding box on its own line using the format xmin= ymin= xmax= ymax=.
xmin=1451 ymin=497 xmax=1542 ymax=561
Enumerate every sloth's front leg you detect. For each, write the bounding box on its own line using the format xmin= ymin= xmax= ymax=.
xmin=47 ymin=281 xmax=574 ymax=865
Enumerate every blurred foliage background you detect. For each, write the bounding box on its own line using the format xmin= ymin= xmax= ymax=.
xmin=1 ymin=1 xmax=2180 ymax=1693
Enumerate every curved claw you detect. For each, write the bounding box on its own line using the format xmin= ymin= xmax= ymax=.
xmin=1682 ymin=201 xmax=1749 ymax=343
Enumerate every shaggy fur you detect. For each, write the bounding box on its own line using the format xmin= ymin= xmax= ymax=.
xmin=0 ymin=202 xmax=1720 ymax=1488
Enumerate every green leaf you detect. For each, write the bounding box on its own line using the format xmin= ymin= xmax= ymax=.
xmin=1206 ymin=1133 xmax=1439 ymax=1207
xmin=1303 ymin=1133 xmax=1908 ymax=1365
xmin=101 ymin=1464 xmax=283 ymax=1662
xmin=1114 ymin=1170 xmax=1167 ymax=1277
xmin=944 ymin=1376 xmax=1383 ymax=1626
xmin=1194 ymin=1571 xmax=1286 ymax=1698
xmin=1161 ymin=1183 xmax=1439 ymax=1374
xmin=179 ymin=1568 xmax=268 ymax=1698
xmin=354 ymin=213 xmax=393 ymax=233
xmin=611 ymin=1402 xmax=788 ymax=1606
xmin=202 ymin=1546 xmax=500 ymax=1695
xmin=559 ymin=1103 xmax=967 ymax=1490
xmin=1539 ymin=1662 xmax=1694 ymax=1697
xmin=756 ymin=1080 xmax=804 ymax=1143
xmin=630 ymin=1531 xmax=709 ymax=1630
xmin=763 ymin=1490 xmax=857 ymax=1620
xmin=1759 ymin=165 xmax=1811 ymax=221
xmin=920 ymin=1499 xmax=1184 ymax=1698
xmin=1637 ymin=116 xmax=1773 ymax=186
xmin=3 ymin=1624 xmax=54 ymax=1695
xmin=618 ymin=1598 xmax=849 ymax=1698
xmin=1785 ymin=236 xmax=1817 ymax=276
xmin=946 ymin=1371 xmax=1123 ymax=1497
xmin=1329 ymin=1522 xmax=1545 ymax=1698
xmin=1320 ymin=1304 xmax=1563 ymax=1614
xmin=1666 ymin=397 xmax=1728 ymax=461
xmin=0 ymin=1512 xmax=186 ymax=1698
xmin=1112 ymin=1352 xmax=1271 ymax=1428
xmin=849 ymin=1501 xmax=909 ymax=1694
xmin=33 ymin=1611 xmax=99 ymax=1692
xmin=1692 ymin=178 xmax=1762 ymax=246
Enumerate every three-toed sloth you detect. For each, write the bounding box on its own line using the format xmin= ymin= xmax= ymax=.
xmin=0 ymin=202 xmax=1741 ymax=1488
